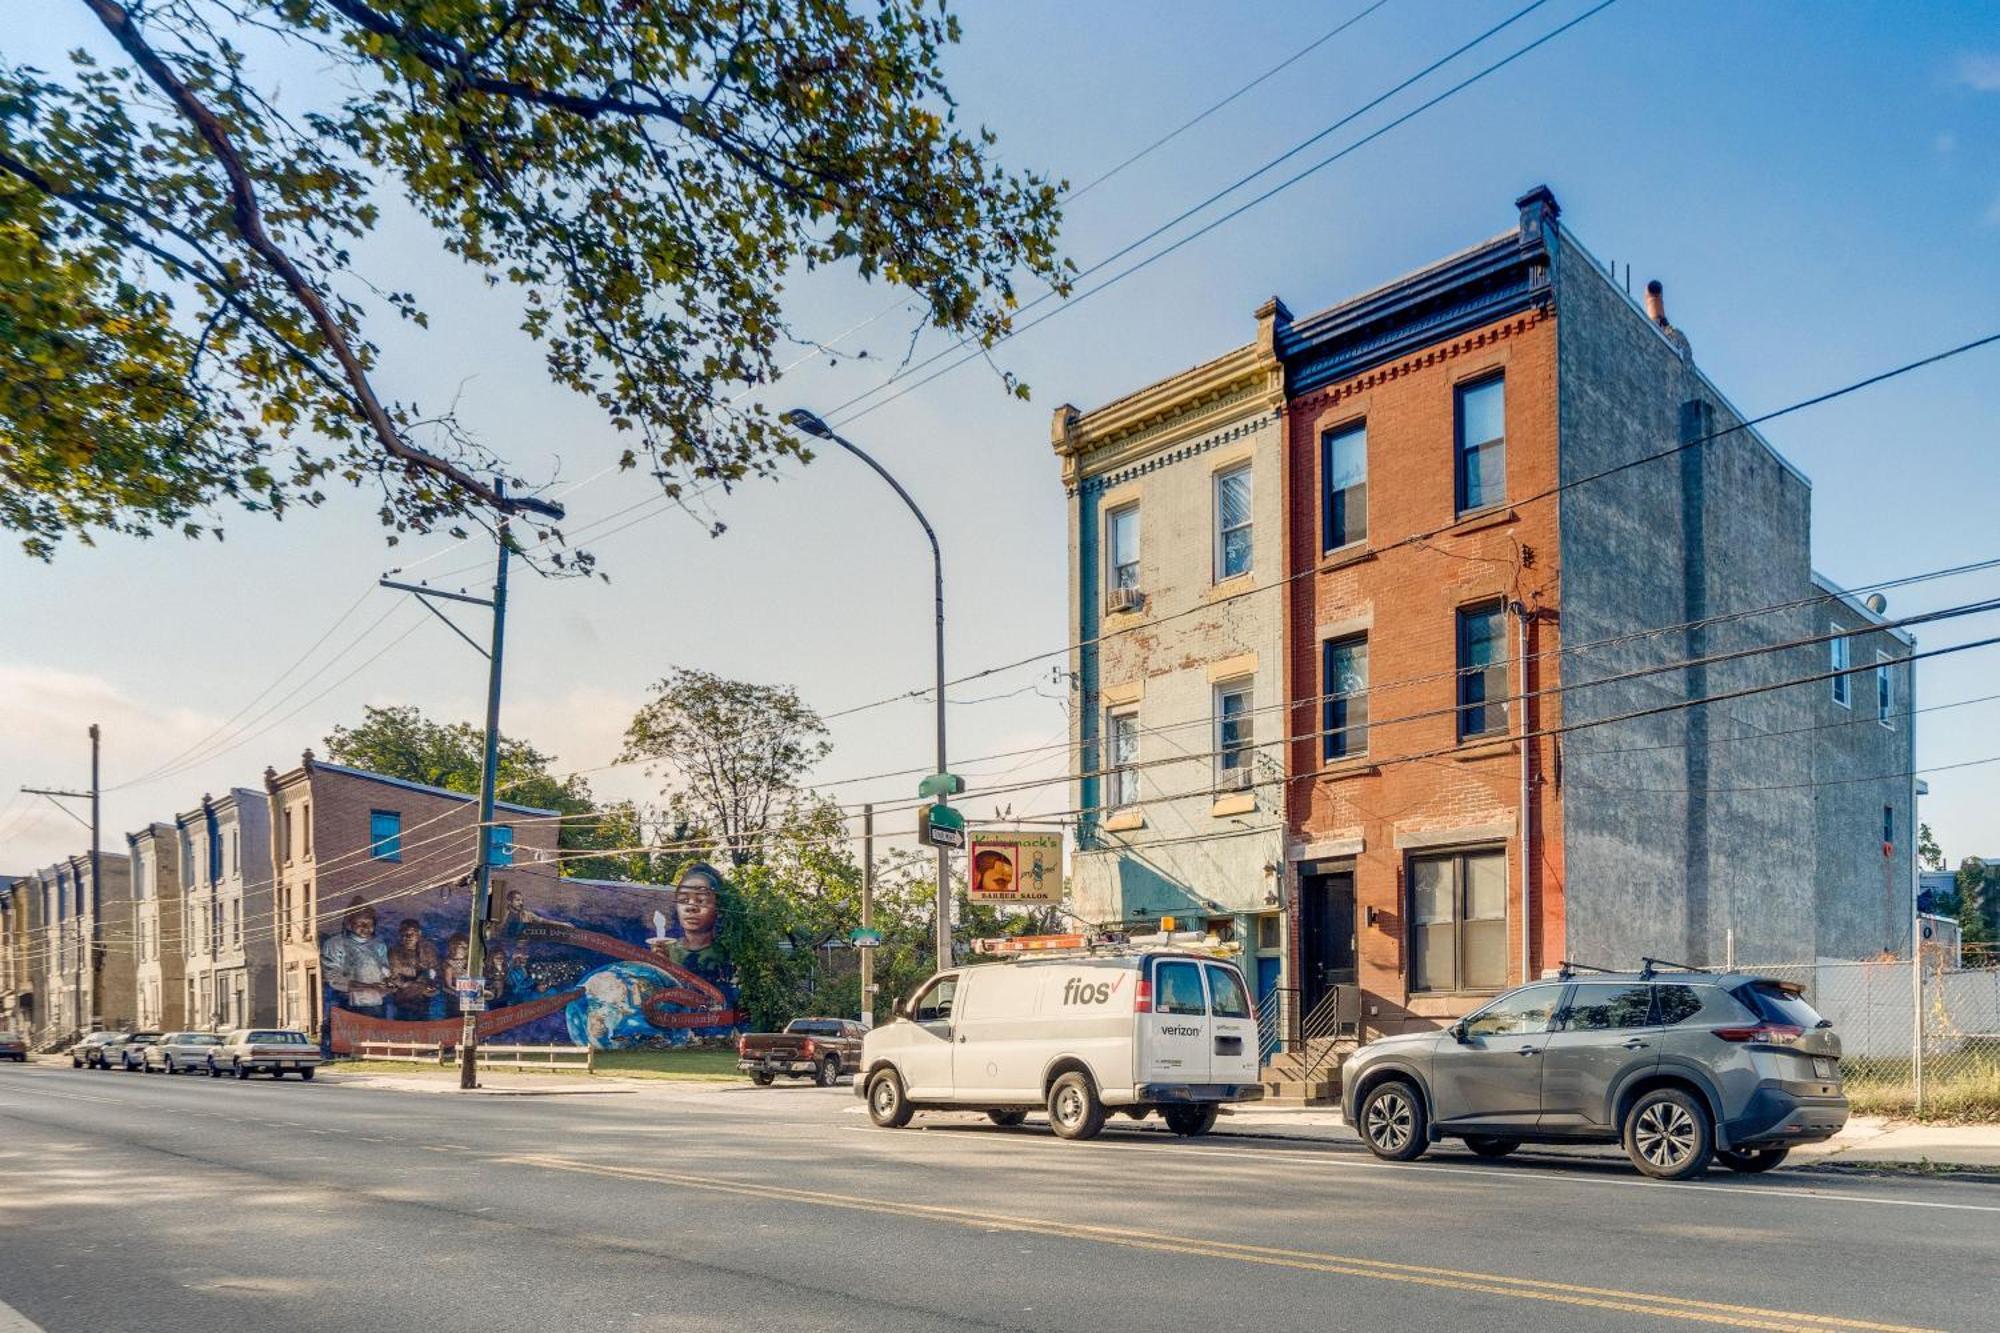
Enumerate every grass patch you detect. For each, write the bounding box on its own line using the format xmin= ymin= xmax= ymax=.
xmin=1841 ymin=1056 xmax=2000 ymax=1123
xmin=326 ymin=1047 xmax=745 ymax=1082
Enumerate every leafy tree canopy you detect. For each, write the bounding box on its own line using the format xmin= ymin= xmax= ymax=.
xmin=0 ymin=0 xmax=1067 ymax=560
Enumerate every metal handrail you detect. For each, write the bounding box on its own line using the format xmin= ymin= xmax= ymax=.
xmin=1294 ymin=987 xmax=1350 ymax=1085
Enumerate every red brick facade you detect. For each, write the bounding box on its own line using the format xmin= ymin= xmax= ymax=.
xmin=1284 ymin=308 xmax=1565 ymax=1035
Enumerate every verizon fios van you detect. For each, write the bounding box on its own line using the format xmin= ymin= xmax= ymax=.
xmin=856 ymin=938 xmax=1261 ymax=1140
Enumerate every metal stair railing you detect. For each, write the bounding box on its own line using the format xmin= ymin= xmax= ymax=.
xmin=1255 ymin=986 xmax=1295 ymax=1065
xmin=1293 ymin=986 xmax=1350 ymax=1087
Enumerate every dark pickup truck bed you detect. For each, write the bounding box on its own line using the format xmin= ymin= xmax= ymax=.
xmin=737 ymin=1018 xmax=865 ymax=1086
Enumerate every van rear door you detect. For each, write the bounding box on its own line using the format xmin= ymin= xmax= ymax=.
xmin=1205 ymin=962 xmax=1258 ymax=1087
xmin=1139 ymin=958 xmax=1211 ymax=1084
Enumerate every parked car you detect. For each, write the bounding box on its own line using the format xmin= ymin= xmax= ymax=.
xmin=210 ymin=1028 xmax=323 ymax=1080
xmin=858 ymin=943 xmax=1262 ymax=1140
xmin=1342 ymin=969 xmax=1848 ymax=1181
xmin=0 ymin=1031 xmax=26 ymax=1062
xmin=103 ymin=1031 xmax=164 ymax=1071
xmin=738 ymin=1018 xmax=866 ymax=1086
xmin=142 ymin=1031 xmax=225 ymax=1074
xmin=70 ymin=1032 xmax=127 ymax=1069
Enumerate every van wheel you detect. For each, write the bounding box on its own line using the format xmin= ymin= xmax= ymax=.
xmin=987 ymin=1110 xmax=1027 ymax=1128
xmin=1047 ymin=1071 xmax=1105 ymax=1141
xmin=1359 ymin=1079 xmax=1428 ymax=1161
xmin=866 ymin=1069 xmax=913 ymax=1128
xmin=815 ymin=1055 xmax=842 ymax=1087
xmin=1624 ymin=1087 xmax=1713 ymax=1180
xmin=1163 ymin=1105 xmax=1219 ymax=1137
xmin=1716 ymin=1147 xmax=1787 ymax=1174
xmin=1464 ymin=1136 xmax=1520 ymax=1159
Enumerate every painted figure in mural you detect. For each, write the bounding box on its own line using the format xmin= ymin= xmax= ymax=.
xmin=973 ymin=848 xmax=1016 ymax=898
xmin=440 ymin=932 xmax=470 ymax=1017
xmin=321 ymin=897 xmax=392 ymax=1017
xmin=498 ymin=887 xmax=560 ymax=935
xmin=484 ymin=941 xmax=514 ymax=1006
xmin=648 ymin=863 xmax=729 ymax=979
xmin=386 ymin=918 xmax=440 ymax=1021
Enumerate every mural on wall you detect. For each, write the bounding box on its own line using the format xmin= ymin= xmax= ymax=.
xmin=321 ymin=863 xmax=740 ymax=1052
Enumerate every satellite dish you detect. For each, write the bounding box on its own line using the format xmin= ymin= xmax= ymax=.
xmin=1863 ymin=593 xmax=1888 ymax=614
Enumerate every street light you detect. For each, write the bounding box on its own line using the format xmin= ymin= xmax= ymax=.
xmin=783 ymin=408 xmax=954 ymax=974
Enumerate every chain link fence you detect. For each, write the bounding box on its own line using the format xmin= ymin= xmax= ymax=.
xmin=1737 ymin=952 xmax=2000 ymax=1119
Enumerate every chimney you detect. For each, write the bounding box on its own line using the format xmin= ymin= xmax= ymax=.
xmin=1644 ymin=279 xmax=1668 ymax=327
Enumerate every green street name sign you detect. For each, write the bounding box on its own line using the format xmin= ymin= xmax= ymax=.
xmin=919 ymin=802 xmax=967 ymax=850
xmin=850 ymin=928 xmax=883 ymax=948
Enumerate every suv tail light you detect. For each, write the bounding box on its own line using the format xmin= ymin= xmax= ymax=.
xmin=1712 ymin=1023 xmax=1805 ymax=1046
xmin=1134 ymin=978 xmax=1153 ymax=1014
xmin=735 ymin=1035 xmax=746 ymax=1056
xmin=801 ymin=1038 xmax=816 ymax=1058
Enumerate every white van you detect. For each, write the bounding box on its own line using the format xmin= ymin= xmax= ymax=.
xmin=856 ymin=948 xmax=1262 ymax=1140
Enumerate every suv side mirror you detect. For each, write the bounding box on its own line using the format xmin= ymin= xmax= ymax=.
xmin=1450 ymin=1020 xmax=1470 ymax=1044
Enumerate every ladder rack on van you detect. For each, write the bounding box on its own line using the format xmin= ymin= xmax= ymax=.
xmin=972 ymin=930 xmax=1243 ymax=962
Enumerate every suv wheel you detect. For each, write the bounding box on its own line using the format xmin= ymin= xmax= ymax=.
xmin=1624 ymin=1087 xmax=1713 ymax=1180
xmin=1163 ymin=1105 xmax=1219 ymax=1137
xmin=1047 ymin=1071 xmax=1105 ymax=1141
xmin=1464 ymin=1136 xmax=1520 ymax=1159
xmin=1359 ymin=1079 xmax=1428 ymax=1161
xmin=866 ymin=1068 xmax=913 ymax=1129
xmin=814 ymin=1055 xmax=841 ymax=1087
xmin=1716 ymin=1147 xmax=1788 ymax=1174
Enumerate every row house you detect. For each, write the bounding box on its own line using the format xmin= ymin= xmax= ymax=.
xmin=1056 ymin=185 xmax=1915 ymax=1069
xmin=265 ymin=753 xmax=561 ymax=1036
xmin=174 ymin=788 xmax=276 ymax=1032
xmin=127 ymin=823 xmax=186 ymax=1031
xmin=10 ymin=854 xmax=134 ymax=1042
xmin=0 ymin=875 xmax=33 ymax=1032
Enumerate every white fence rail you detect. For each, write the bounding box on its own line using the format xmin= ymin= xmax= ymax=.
xmin=351 ymin=1040 xmax=595 ymax=1072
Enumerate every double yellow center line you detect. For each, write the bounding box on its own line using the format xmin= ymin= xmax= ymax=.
xmin=499 ymin=1152 xmax=1937 ymax=1333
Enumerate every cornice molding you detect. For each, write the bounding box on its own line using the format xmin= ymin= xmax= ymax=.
xmin=1288 ymin=309 xmax=1547 ymax=417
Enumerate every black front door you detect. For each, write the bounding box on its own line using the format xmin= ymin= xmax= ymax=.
xmin=1300 ymin=871 xmax=1357 ymax=1015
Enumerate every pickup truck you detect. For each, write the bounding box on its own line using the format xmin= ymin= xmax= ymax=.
xmin=737 ymin=1018 xmax=866 ymax=1087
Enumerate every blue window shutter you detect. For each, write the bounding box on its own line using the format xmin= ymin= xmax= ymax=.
xmin=488 ymin=825 xmax=515 ymax=866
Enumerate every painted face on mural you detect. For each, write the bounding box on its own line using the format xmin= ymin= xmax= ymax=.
xmin=974 ymin=851 xmax=1015 ymax=897
xmin=346 ymin=907 xmax=377 ymax=939
xmin=675 ymin=886 xmax=719 ymax=944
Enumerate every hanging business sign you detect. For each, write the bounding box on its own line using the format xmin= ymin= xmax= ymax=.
xmin=966 ymin=830 xmax=1064 ymax=904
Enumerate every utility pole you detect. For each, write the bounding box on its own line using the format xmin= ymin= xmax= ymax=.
xmin=861 ymin=803 xmax=875 ymax=1029
xmin=381 ymin=477 xmax=563 ymax=1090
xmin=24 ymin=724 xmax=101 ymax=1033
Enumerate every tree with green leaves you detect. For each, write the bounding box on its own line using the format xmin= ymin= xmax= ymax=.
xmin=619 ymin=667 xmax=830 ymax=867
xmin=323 ymin=702 xmax=663 ymax=881
xmin=1918 ymin=822 xmax=1945 ymax=873
xmin=0 ymin=1 xmax=1067 ymax=561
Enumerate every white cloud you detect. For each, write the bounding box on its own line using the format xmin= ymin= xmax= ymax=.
xmin=1957 ymin=53 xmax=2000 ymax=92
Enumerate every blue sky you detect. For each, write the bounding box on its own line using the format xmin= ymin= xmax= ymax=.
xmin=3 ymin=0 xmax=1997 ymax=876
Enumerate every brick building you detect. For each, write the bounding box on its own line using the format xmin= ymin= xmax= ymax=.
xmin=175 ymin=788 xmax=276 ymax=1031
xmin=126 ymin=822 xmax=185 ymax=1031
xmin=264 ymin=754 xmax=561 ymax=1036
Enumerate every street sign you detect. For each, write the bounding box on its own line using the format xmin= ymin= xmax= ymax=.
xmin=919 ymin=802 xmax=966 ymax=850
xmin=967 ymin=830 xmax=1064 ymax=904
xmin=850 ymin=927 xmax=883 ymax=948
xmin=918 ymin=772 xmax=965 ymax=799
xmin=459 ymin=997 xmax=487 ymax=1013
xmin=455 ymin=977 xmax=486 ymax=1010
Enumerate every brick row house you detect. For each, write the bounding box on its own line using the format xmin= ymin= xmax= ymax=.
xmin=1055 ymin=186 xmax=1915 ymax=1091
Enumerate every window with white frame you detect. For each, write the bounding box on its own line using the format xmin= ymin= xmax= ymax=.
xmin=1106 ymin=709 xmax=1140 ymax=809
xmin=1876 ymin=651 xmax=1894 ymax=727
xmin=1214 ymin=679 xmax=1253 ymax=786
xmin=1214 ymin=464 xmax=1253 ymax=580
xmin=1830 ymin=627 xmax=1851 ymax=707
xmin=1106 ymin=504 xmax=1141 ymax=603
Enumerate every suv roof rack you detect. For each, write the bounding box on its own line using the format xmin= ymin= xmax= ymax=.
xmin=1639 ymin=955 xmax=1712 ymax=980
xmin=1556 ymin=959 xmax=1629 ymax=979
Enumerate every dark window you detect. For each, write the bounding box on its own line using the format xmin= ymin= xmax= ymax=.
xmin=1106 ymin=710 xmax=1140 ymax=808
xmin=1464 ymin=986 xmax=1557 ymax=1037
xmin=1735 ymin=981 xmax=1825 ymax=1030
xmin=1410 ymin=849 xmax=1507 ymax=993
xmin=1107 ymin=505 xmax=1140 ymax=597
xmin=1876 ymin=653 xmax=1894 ymax=726
xmin=912 ymin=976 xmax=957 ymax=1024
xmin=1206 ymin=965 xmax=1251 ymax=1019
xmin=1154 ymin=960 xmax=1207 ymax=1015
xmin=1883 ymin=804 xmax=1894 ymax=848
xmin=1456 ymin=603 xmax=1509 ymax=740
xmin=1322 ymin=421 xmax=1368 ymax=550
xmin=1215 ymin=465 xmax=1254 ymax=580
xmin=1564 ymin=983 xmax=1656 ymax=1031
xmin=1655 ymin=986 xmax=1703 ymax=1025
xmin=1830 ymin=629 xmax=1851 ymax=706
xmin=1323 ymin=634 xmax=1369 ymax=760
xmin=1215 ymin=681 xmax=1253 ymax=781
xmin=1454 ymin=374 xmax=1506 ymax=513
xmin=368 ymin=810 xmax=402 ymax=862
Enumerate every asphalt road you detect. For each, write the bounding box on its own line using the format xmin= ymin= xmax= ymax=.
xmin=1 ymin=1062 xmax=1995 ymax=1333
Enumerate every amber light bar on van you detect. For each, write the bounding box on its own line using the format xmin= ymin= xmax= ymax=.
xmin=1711 ymin=1023 xmax=1806 ymax=1045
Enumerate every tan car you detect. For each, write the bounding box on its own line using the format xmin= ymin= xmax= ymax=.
xmin=210 ymin=1028 xmax=323 ymax=1080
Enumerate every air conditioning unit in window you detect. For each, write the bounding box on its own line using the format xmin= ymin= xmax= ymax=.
xmin=1215 ymin=766 xmax=1254 ymax=793
xmin=1106 ymin=585 xmax=1145 ymax=615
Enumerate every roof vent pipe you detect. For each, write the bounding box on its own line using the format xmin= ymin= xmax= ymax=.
xmin=1644 ymin=279 xmax=1668 ymax=327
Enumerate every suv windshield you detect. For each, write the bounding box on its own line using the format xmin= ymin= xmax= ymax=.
xmin=1735 ymin=981 xmax=1827 ymax=1029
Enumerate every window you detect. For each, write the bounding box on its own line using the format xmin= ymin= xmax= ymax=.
xmin=1883 ymin=804 xmax=1895 ymax=849
xmin=911 ymin=976 xmax=957 ymax=1024
xmin=1563 ymin=983 xmax=1656 ymax=1031
xmin=1322 ymin=421 xmax=1368 ymax=550
xmin=1655 ymin=985 xmax=1703 ymax=1025
xmin=1256 ymin=914 xmax=1281 ymax=951
xmin=1876 ymin=652 xmax=1894 ymax=727
xmin=1215 ymin=680 xmax=1253 ymax=783
xmin=489 ymin=825 xmax=516 ymax=867
xmin=1456 ymin=603 xmax=1509 ymax=740
xmin=1206 ymin=965 xmax=1251 ymax=1019
xmin=1410 ymin=848 xmax=1507 ymax=993
xmin=369 ymin=810 xmax=402 ymax=862
xmin=1107 ymin=505 xmax=1140 ymax=600
xmin=133 ymin=857 xmax=145 ymax=902
xmin=229 ymin=898 xmax=241 ymax=947
xmin=1155 ymin=960 xmax=1207 ymax=1015
xmin=206 ymin=812 xmax=222 ymax=884
xmin=1106 ymin=709 xmax=1140 ymax=808
xmin=1830 ymin=628 xmax=1850 ymax=707
xmin=1463 ymin=985 xmax=1556 ymax=1038
xmin=302 ymin=802 xmax=312 ymax=857
xmin=1214 ymin=464 xmax=1253 ymax=580
xmin=1323 ymin=634 xmax=1369 ymax=759
xmin=1454 ymin=374 xmax=1506 ymax=513
xmin=283 ymin=810 xmax=293 ymax=863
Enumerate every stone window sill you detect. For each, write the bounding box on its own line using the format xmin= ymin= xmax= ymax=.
xmin=1210 ymin=791 xmax=1257 ymax=818
xmin=1318 ymin=755 xmax=1381 ymax=781
xmin=1443 ymin=505 xmax=1518 ymax=538
xmin=1101 ymin=810 xmax=1146 ymax=833
xmin=1205 ymin=573 xmax=1256 ymax=603
xmin=1451 ymin=735 xmax=1519 ymax=762
xmin=1318 ymin=542 xmax=1376 ymax=572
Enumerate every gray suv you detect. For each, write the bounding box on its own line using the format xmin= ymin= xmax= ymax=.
xmin=1342 ymin=969 xmax=1846 ymax=1180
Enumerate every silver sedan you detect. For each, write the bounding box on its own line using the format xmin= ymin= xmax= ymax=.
xmin=141 ymin=1031 xmax=226 ymax=1075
